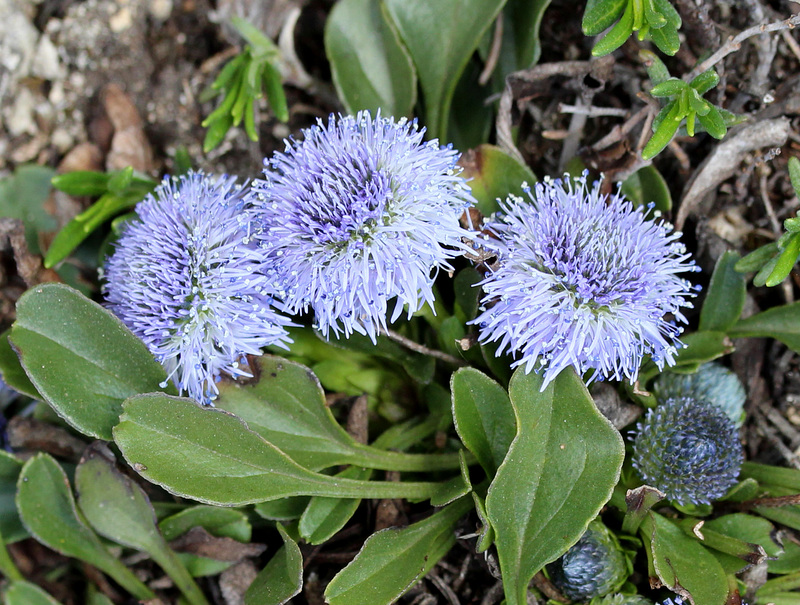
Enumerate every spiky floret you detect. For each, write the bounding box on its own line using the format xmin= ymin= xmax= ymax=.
xmin=104 ymin=171 xmax=293 ymax=404
xmin=631 ymin=396 xmax=743 ymax=505
xmin=471 ymin=173 xmax=698 ymax=389
xmin=248 ymin=111 xmax=476 ymax=341
xmin=654 ymin=361 xmax=746 ymax=425
xmin=547 ymin=520 xmax=629 ymax=601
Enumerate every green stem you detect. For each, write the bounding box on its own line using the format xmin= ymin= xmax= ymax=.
xmin=96 ymin=555 xmax=156 ymax=601
xmin=288 ymin=473 xmax=467 ymax=505
xmin=0 ymin=526 xmax=22 ymax=581
xmin=152 ymin=546 xmax=209 ymax=605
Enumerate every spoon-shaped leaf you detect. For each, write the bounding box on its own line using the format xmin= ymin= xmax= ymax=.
xmin=485 ymin=367 xmax=624 ymax=605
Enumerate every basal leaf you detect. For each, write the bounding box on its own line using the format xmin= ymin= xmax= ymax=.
xmin=216 ymin=356 xmax=460 ymax=473
xmin=458 ymin=144 xmax=537 ymax=216
xmin=0 ymin=452 xmax=26 ymax=543
xmin=325 ymin=0 xmax=416 ymax=117
xmin=505 ymin=0 xmax=553 ymax=68
xmin=485 ymin=368 xmax=625 ymax=605
xmin=3 ymin=581 xmax=62 ymax=605
xmin=620 ymin=164 xmax=672 ymax=213
xmin=451 ymin=368 xmax=514 ymax=475
xmin=582 ymin=0 xmax=626 ymax=36
xmin=0 ymin=330 xmax=39 ymax=400
xmin=699 ymin=251 xmax=746 ymax=332
xmin=244 ymin=525 xmax=303 ymax=605
xmin=16 ymin=454 xmax=154 ymax=600
xmin=114 ymin=394 xmax=468 ymax=506
xmin=383 ymin=0 xmax=506 ymax=141
xmin=729 ymin=302 xmax=800 ymax=355
xmin=299 ymin=466 xmax=372 ymax=545
xmin=641 ymin=512 xmax=729 ymax=605
xmin=75 ymin=443 xmax=209 ymax=605
xmin=9 ymin=284 xmax=171 ymax=440
xmin=324 ymin=497 xmax=472 ymax=605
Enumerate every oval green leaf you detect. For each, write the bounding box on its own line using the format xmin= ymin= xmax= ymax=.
xmin=325 ymin=497 xmax=472 ymax=605
xmin=485 ymin=367 xmax=625 ymax=605
xmin=699 ymin=251 xmax=746 ymax=332
xmin=458 ymin=144 xmax=537 ymax=216
xmin=4 ymin=581 xmax=62 ymax=605
xmin=451 ymin=367 xmax=514 ymax=476
xmin=729 ymin=302 xmax=800 ymax=355
xmin=16 ymin=454 xmax=154 ymax=600
xmin=9 ymin=284 xmax=171 ymax=440
xmin=114 ymin=393 xmax=468 ymax=506
xmin=325 ymin=0 xmax=416 ymax=117
xmin=383 ymin=0 xmax=506 ymax=141
xmin=244 ymin=524 xmax=302 ymax=605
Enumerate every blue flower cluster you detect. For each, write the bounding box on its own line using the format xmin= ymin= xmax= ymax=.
xmin=472 ymin=174 xmax=697 ymax=389
xmin=104 ymin=112 xmax=475 ymax=402
xmin=104 ymin=113 xmax=700 ymax=405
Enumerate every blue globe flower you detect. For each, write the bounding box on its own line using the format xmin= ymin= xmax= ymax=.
xmin=471 ymin=173 xmax=698 ymax=389
xmin=248 ymin=111 xmax=475 ymax=341
xmin=104 ymin=172 xmax=293 ymax=404
xmin=547 ymin=520 xmax=629 ymax=601
xmin=654 ymin=361 xmax=746 ymax=425
xmin=631 ymin=397 xmax=743 ymax=505
xmin=593 ymin=595 xmax=653 ymax=605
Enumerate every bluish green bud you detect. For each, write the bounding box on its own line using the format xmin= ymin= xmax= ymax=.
xmin=632 ymin=397 xmax=743 ymax=505
xmin=547 ymin=520 xmax=629 ymax=601
xmin=654 ymin=361 xmax=746 ymax=426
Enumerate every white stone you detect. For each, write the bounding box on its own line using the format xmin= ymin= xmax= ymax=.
xmin=31 ymin=34 xmax=65 ymax=80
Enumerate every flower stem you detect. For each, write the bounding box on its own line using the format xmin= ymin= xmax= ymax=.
xmin=381 ymin=328 xmax=467 ymax=366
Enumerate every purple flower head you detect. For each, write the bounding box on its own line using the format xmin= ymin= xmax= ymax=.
xmin=104 ymin=171 xmax=293 ymax=404
xmin=631 ymin=396 xmax=743 ymax=505
xmin=248 ymin=111 xmax=476 ymax=341
xmin=471 ymin=173 xmax=698 ymax=389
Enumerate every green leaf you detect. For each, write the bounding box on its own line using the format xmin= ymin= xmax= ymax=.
xmin=641 ymin=512 xmax=728 ymax=605
xmin=245 ymin=525 xmax=302 ymax=605
xmin=325 ymin=0 xmax=416 ymax=117
xmin=767 ymin=232 xmax=800 ymax=286
xmin=262 ymin=62 xmax=289 ymax=123
xmin=383 ymin=0 xmax=506 ymax=141
xmin=505 ymin=0 xmax=553 ymax=68
xmin=591 ymin=0 xmax=634 ymax=57
xmin=216 ymin=356 xmax=460 ymax=473
xmin=729 ymin=302 xmax=800 ymax=355
xmin=703 ymin=513 xmax=781 ymax=560
xmin=16 ymin=454 xmax=155 ymax=600
xmin=690 ymin=70 xmax=720 ymax=94
xmin=9 ymin=284 xmax=170 ymax=440
xmin=299 ymin=466 xmax=372 ymax=545
xmin=159 ymin=506 xmax=251 ymax=543
xmin=769 ymin=540 xmax=800 ymax=574
xmin=485 ymin=368 xmax=625 ymax=605
xmin=451 ymin=368 xmax=514 ymax=475
xmin=325 ymin=497 xmax=472 ymax=605
xmin=620 ymin=164 xmax=672 ymax=212
xmin=650 ymin=77 xmax=685 ymax=98
xmin=640 ymin=49 xmax=670 ymax=85
xmin=642 ymin=100 xmax=682 ymax=160
xmin=699 ymin=251 xmax=746 ymax=331
xmin=0 ymin=452 xmax=26 ymax=544
xmin=114 ymin=393 xmax=469 ymax=506
xmin=231 ymin=17 xmax=279 ymax=58
xmin=3 ymin=581 xmax=62 ymax=605
xmin=51 ymin=171 xmax=110 ymax=197
xmin=582 ymin=0 xmax=627 ymax=36
xmin=203 ymin=113 xmax=234 ymax=153
xmin=0 ymin=329 xmax=40 ymax=400
xmin=671 ymin=331 xmax=733 ymax=372
xmin=652 ymin=0 xmax=681 ymax=27
xmin=107 ymin=166 xmax=134 ymax=195
xmin=697 ymin=104 xmax=727 ymax=139
xmin=459 ymin=144 xmax=537 ymax=216
xmin=75 ymin=443 xmax=208 ymax=605
xmin=790 ymin=156 xmax=800 ymax=198
xmin=0 ymin=165 xmax=57 ymax=255
xmin=648 ymin=21 xmax=680 ymax=55
xmin=736 ymin=242 xmax=780 ymax=273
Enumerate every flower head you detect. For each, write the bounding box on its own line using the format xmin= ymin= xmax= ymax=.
xmin=547 ymin=520 xmax=629 ymax=601
xmin=592 ymin=595 xmax=653 ymax=605
xmin=654 ymin=361 xmax=746 ymax=425
xmin=631 ymin=397 xmax=743 ymax=505
xmin=471 ymin=173 xmax=697 ymax=389
xmin=248 ymin=111 xmax=475 ymax=341
xmin=104 ymin=171 xmax=293 ymax=404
